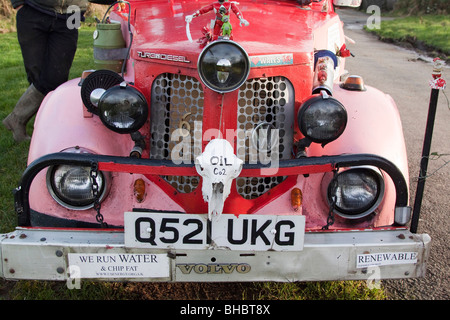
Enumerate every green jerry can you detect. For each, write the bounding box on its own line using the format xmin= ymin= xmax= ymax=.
xmin=93 ymin=22 xmax=127 ymax=73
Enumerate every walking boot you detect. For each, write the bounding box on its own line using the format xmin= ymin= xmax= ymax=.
xmin=2 ymin=84 xmax=45 ymax=142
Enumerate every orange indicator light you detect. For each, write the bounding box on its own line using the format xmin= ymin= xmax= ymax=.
xmin=342 ymin=75 xmax=366 ymax=91
xmin=134 ymin=178 xmax=146 ymax=203
xmin=291 ymin=188 xmax=303 ymax=212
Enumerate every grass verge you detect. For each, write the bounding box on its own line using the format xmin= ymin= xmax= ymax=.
xmin=365 ymin=15 xmax=450 ymax=61
xmin=3 ymin=280 xmax=386 ymax=300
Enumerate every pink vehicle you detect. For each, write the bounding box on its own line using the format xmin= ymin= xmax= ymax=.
xmin=1 ymin=0 xmax=430 ymax=282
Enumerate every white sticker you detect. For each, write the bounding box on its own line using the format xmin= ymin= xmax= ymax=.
xmin=327 ymin=22 xmax=341 ymax=80
xmin=327 ymin=23 xmax=340 ymax=52
xmin=250 ymin=53 xmax=294 ymax=68
xmin=68 ymin=253 xmax=170 ymax=279
xmin=356 ymin=252 xmax=418 ymax=268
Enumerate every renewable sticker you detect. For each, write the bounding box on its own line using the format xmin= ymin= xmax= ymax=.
xmin=356 ymin=252 xmax=418 ymax=268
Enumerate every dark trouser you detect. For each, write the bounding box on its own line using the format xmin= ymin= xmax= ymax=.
xmin=16 ymin=4 xmax=78 ymax=95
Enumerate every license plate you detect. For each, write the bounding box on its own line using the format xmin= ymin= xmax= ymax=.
xmin=124 ymin=212 xmax=305 ymax=251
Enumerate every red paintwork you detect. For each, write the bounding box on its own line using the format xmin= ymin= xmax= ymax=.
xmin=128 ymin=0 xmax=342 ymax=219
xmin=27 ymin=0 xmax=408 ymax=231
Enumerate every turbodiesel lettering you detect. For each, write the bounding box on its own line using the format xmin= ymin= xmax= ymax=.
xmin=137 ymin=51 xmax=191 ymax=63
xmin=176 ymin=263 xmax=251 ymax=274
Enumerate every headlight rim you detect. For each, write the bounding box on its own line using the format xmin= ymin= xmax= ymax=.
xmin=326 ymin=166 xmax=385 ymax=220
xmin=197 ymin=40 xmax=251 ymax=93
xmin=97 ymin=83 xmax=149 ymax=134
xmin=46 ymin=147 xmax=110 ymax=210
xmin=297 ymin=92 xmax=348 ymax=145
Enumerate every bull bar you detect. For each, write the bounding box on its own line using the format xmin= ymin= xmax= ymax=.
xmin=1 ymin=152 xmax=431 ymax=282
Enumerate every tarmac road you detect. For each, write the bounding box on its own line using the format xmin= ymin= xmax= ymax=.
xmin=336 ymin=8 xmax=449 ymax=300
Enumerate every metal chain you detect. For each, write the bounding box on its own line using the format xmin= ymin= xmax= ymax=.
xmin=90 ymin=162 xmax=107 ymax=228
xmin=322 ymin=169 xmax=338 ymax=230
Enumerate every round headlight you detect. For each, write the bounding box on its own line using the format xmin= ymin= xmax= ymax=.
xmin=297 ymin=92 xmax=347 ymax=145
xmin=328 ymin=167 xmax=385 ymax=219
xmin=48 ymin=165 xmax=106 ymax=209
xmin=97 ymin=83 xmax=148 ymax=134
xmin=46 ymin=148 xmax=109 ymax=210
xmin=198 ymin=40 xmax=250 ymax=93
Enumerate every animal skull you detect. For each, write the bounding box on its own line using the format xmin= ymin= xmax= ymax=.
xmin=195 ymin=139 xmax=243 ymax=220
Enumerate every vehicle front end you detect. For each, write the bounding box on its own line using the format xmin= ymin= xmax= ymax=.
xmin=1 ymin=0 xmax=430 ymax=283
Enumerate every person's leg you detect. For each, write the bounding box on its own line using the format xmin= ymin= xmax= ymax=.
xmin=16 ymin=5 xmax=49 ymax=91
xmin=2 ymin=84 xmax=45 ymax=141
xmin=38 ymin=18 xmax=78 ymax=95
xmin=2 ymin=5 xmax=48 ymax=142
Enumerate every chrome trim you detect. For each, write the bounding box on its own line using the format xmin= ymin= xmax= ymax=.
xmin=45 ymin=147 xmax=110 ymax=210
xmin=324 ymin=166 xmax=386 ymax=219
xmin=0 ymin=228 xmax=431 ymax=282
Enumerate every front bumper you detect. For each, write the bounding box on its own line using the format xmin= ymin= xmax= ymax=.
xmin=15 ymin=152 xmax=412 ymax=227
xmin=5 ymin=152 xmax=429 ymax=282
xmin=1 ymin=228 xmax=430 ymax=282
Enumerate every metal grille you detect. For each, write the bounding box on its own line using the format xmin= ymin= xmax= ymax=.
xmin=236 ymin=77 xmax=295 ymax=199
xmin=150 ymin=73 xmax=204 ymax=193
xmin=149 ymin=74 xmax=294 ymax=198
